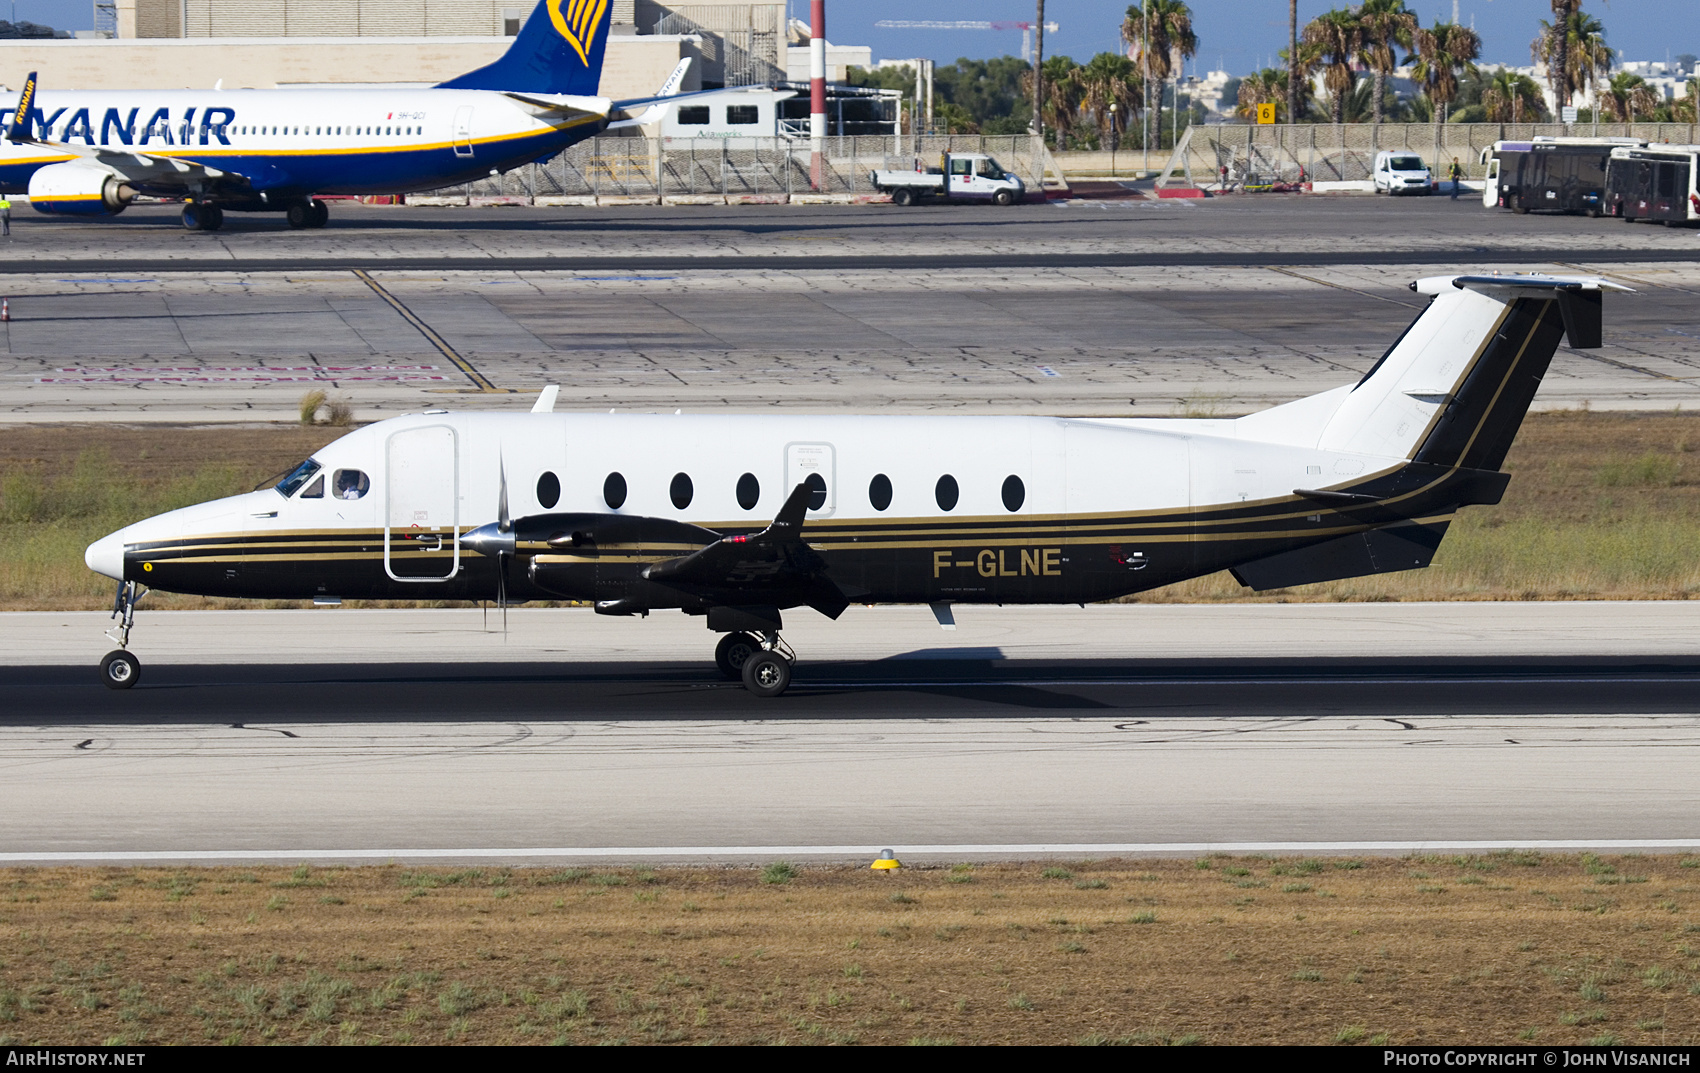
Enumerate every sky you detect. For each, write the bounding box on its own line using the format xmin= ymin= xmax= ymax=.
xmin=7 ymin=0 xmax=1696 ymax=76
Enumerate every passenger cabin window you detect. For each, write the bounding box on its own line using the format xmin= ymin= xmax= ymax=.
xmin=300 ymin=475 xmax=325 ymax=499
xmin=868 ymin=473 xmax=892 ymax=512
xmin=536 ymin=471 xmax=561 ymax=510
xmin=678 ymin=106 xmax=711 ymax=125
xmin=736 ymin=472 xmax=760 ymax=510
xmin=333 ymin=470 xmax=370 ymax=500
xmin=1001 ymin=475 xmax=1025 ymax=512
xmin=603 ymin=472 xmax=627 ymax=509
xmin=276 ymin=458 xmax=322 ymax=497
xmin=726 ymin=105 xmax=759 ymax=125
xmin=935 ymin=474 xmax=959 ymax=512
xmin=804 ymin=472 xmax=827 ymax=510
xmin=670 ymin=472 xmax=694 ymax=510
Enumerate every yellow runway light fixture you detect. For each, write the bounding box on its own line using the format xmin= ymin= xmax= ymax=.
xmin=871 ymin=849 xmax=902 ymax=871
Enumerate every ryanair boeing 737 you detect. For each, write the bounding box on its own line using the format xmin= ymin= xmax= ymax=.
xmin=0 ymin=0 xmax=730 ymax=229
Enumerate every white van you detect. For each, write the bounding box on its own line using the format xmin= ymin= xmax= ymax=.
xmin=1372 ymin=151 xmax=1433 ymax=195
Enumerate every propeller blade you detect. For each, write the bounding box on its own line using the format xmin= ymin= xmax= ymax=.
xmin=497 ymin=454 xmax=511 ymax=534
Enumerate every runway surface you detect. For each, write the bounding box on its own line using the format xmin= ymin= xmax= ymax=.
xmin=3 ymin=605 xmax=1698 ymax=863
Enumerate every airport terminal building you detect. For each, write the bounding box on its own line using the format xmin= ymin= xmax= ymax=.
xmin=0 ymin=0 xmax=871 ymax=101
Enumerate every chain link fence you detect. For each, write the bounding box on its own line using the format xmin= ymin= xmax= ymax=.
xmin=1190 ymin=122 xmax=1700 ymax=184
xmin=426 ymin=135 xmax=1051 ymax=202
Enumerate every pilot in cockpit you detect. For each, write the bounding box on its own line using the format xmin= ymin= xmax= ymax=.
xmin=335 ymin=469 xmax=369 ymax=500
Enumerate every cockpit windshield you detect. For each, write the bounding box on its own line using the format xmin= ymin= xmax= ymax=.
xmin=275 ymin=458 xmax=323 ymax=498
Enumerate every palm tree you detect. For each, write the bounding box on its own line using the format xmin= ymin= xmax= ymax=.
xmin=1303 ymin=9 xmax=1364 ymax=127
xmin=1356 ymin=0 xmax=1417 ymax=125
xmin=1531 ymin=9 xmax=1611 ymax=115
xmin=1020 ymin=55 xmax=1082 ymax=148
xmin=1599 ymin=72 xmax=1660 ymax=122
xmin=1542 ymin=1 xmax=1580 ymax=108
xmin=1480 ymin=68 xmax=1548 ymax=123
xmin=1675 ymin=80 xmax=1699 ymax=124
xmin=1122 ymin=2 xmax=1197 ymax=149
xmin=1235 ymin=67 xmax=1291 ymax=121
xmin=1075 ymin=52 xmax=1143 ymax=148
xmin=1411 ymin=20 xmax=1481 ymax=124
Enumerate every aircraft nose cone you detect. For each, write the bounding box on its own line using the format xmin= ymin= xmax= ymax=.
xmin=85 ymin=531 xmax=126 ymax=581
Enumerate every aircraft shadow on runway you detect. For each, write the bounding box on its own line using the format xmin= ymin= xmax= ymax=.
xmin=5 ymin=655 xmax=1700 ymax=723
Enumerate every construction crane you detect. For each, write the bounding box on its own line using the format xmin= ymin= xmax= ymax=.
xmin=874 ymin=20 xmax=1060 ymax=63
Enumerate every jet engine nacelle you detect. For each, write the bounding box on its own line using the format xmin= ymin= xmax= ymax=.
xmin=27 ymin=162 xmax=136 ymax=216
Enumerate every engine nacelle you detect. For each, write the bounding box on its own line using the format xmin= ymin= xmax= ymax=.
xmin=27 ymin=162 xmax=136 ymax=216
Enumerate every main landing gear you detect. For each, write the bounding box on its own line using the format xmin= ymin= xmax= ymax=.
xmin=99 ymin=580 xmax=143 ymax=690
xmin=715 ymin=630 xmax=795 ymax=698
xmin=180 ymin=201 xmax=224 ymax=231
xmin=286 ymin=199 xmax=330 ymax=229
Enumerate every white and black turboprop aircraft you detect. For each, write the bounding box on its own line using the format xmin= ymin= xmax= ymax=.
xmin=0 ymin=0 xmax=754 ymax=229
xmin=85 ymin=274 xmax=1625 ymax=695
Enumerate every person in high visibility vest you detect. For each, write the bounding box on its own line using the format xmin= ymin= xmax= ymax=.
xmin=1448 ymin=158 xmax=1463 ymax=200
xmin=0 ymin=197 xmax=10 ymax=237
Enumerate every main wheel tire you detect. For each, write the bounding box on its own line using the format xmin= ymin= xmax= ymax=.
xmin=891 ymin=188 xmax=915 ymax=207
xmin=992 ymin=189 xmax=1014 ymax=206
xmin=286 ymin=202 xmax=311 ymax=228
xmin=715 ymin=631 xmax=760 ymax=681
xmin=100 ymin=650 xmax=140 ymax=690
xmin=740 ymin=651 xmax=791 ymax=698
xmin=308 ymin=200 xmax=330 ymax=228
xmin=180 ymin=203 xmax=207 ymax=231
xmin=200 ymin=204 xmax=224 ymax=231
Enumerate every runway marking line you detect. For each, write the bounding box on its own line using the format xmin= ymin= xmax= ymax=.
xmin=6 ymin=839 xmax=1700 ymax=864
xmin=351 ymin=269 xmax=509 ymax=394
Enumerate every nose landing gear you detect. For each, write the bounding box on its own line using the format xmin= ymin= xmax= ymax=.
xmin=99 ymin=580 xmax=143 ymax=690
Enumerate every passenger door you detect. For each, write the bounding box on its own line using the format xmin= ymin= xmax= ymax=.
xmin=385 ymin=424 xmax=460 ymax=581
xmin=784 ymin=442 xmax=836 ymax=518
xmin=453 ymin=106 xmax=475 ymax=158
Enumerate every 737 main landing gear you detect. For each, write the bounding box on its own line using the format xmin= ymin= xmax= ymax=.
xmin=715 ymin=630 xmax=794 ymax=698
xmin=99 ymin=579 xmax=143 ymax=690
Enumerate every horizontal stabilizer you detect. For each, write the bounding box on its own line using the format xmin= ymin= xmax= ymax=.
xmin=1230 ymin=520 xmax=1450 ymax=592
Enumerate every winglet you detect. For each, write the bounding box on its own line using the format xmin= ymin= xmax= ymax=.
xmin=530 ymin=385 xmax=559 ymax=414
xmin=7 ymin=72 xmax=37 ymax=143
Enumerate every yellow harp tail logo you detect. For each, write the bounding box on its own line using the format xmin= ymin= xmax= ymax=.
xmin=548 ymin=0 xmax=609 ymax=65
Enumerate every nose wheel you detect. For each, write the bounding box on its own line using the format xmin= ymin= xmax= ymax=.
xmin=99 ymin=580 xmax=144 ymax=689
xmin=100 ymin=650 xmax=141 ymax=690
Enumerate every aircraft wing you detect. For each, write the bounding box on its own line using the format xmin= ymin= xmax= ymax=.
xmin=642 ymin=482 xmax=850 ymax=617
xmin=5 ymin=72 xmax=259 ymax=198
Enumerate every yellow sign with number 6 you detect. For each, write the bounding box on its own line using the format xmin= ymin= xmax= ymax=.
xmin=1255 ymin=102 xmax=1277 ymax=125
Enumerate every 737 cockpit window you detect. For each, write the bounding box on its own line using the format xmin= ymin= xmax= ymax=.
xmin=334 ymin=469 xmax=370 ymax=500
xmin=276 ymin=458 xmax=322 ymax=498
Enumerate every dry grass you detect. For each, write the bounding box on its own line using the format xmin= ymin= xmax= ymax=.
xmin=1 ymin=855 xmax=1698 ymax=1045
xmin=7 ymin=411 xmax=1700 ymax=609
